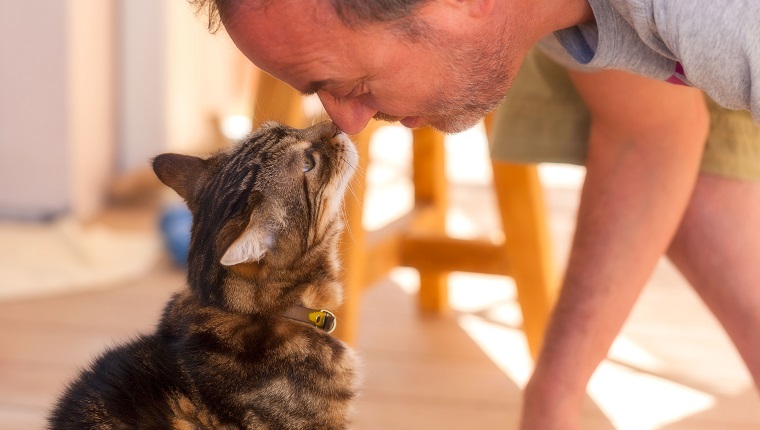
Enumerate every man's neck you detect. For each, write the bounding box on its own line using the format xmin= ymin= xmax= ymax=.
xmin=552 ymin=0 xmax=594 ymax=30
xmin=509 ymin=0 xmax=593 ymax=45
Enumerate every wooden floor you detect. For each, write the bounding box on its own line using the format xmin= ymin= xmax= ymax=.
xmin=2 ymin=130 xmax=759 ymax=429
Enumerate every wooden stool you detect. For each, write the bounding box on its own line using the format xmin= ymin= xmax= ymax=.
xmin=252 ymin=71 xmax=559 ymax=358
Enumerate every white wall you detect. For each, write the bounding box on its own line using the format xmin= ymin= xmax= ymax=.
xmin=121 ymin=0 xmax=252 ymax=164
xmin=117 ymin=0 xmax=166 ymax=172
xmin=164 ymin=0 xmax=253 ymax=155
xmin=0 ymin=1 xmax=70 ymax=219
xmin=0 ymin=0 xmax=115 ymax=220
xmin=0 ymin=0 xmax=250 ymax=220
xmin=69 ymin=0 xmax=117 ymax=220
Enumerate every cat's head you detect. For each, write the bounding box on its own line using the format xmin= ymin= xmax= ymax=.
xmin=153 ymin=120 xmax=357 ymax=307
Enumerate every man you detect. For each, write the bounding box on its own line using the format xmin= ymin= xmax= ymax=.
xmin=190 ymin=1 xmax=760 ymax=428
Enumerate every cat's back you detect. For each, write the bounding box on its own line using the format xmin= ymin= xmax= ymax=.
xmin=47 ymin=332 xmax=182 ymax=429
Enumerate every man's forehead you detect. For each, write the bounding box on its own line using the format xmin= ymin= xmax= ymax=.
xmin=227 ymin=3 xmax=376 ymax=78
xmin=227 ymin=0 xmax=336 ymax=27
xmin=227 ymin=1 xmax=363 ymax=60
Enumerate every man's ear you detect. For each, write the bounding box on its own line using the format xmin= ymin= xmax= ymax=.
xmin=152 ymin=153 xmax=207 ymax=202
xmin=466 ymin=0 xmax=495 ymax=18
xmin=412 ymin=0 xmax=495 ymax=41
xmin=220 ymin=218 xmax=275 ymax=266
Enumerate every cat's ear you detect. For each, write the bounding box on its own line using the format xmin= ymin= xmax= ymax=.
xmin=152 ymin=153 xmax=207 ymax=202
xmin=220 ymin=221 xmax=275 ymax=266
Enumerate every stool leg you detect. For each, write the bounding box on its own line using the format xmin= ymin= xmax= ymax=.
xmin=492 ymin=161 xmax=559 ymax=359
xmin=411 ymin=127 xmax=449 ymax=313
xmin=335 ymin=130 xmax=371 ymax=345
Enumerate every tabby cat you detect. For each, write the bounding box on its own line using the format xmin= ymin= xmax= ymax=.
xmin=48 ymin=120 xmax=359 ymax=430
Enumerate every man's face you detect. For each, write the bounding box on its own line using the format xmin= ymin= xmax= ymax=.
xmin=224 ymin=1 xmax=521 ymax=135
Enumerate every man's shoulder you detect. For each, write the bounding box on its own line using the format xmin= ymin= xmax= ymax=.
xmin=542 ymin=0 xmax=760 ymax=122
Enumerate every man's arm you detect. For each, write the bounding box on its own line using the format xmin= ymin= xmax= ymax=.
xmin=520 ymin=69 xmax=709 ymax=429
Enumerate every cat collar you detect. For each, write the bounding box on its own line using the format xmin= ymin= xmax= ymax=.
xmin=281 ymin=305 xmax=337 ymax=333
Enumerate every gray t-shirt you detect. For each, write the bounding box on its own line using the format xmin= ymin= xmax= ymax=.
xmin=537 ymin=0 xmax=760 ymax=123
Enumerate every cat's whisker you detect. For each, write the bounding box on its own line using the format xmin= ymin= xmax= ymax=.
xmin=342 ymin=153 xmax=362 ymax=173
xmin=346 ymin=183 xmax=362 ymax=207
xmin=302 ymin=100 xmax=311 ymax=125
xmin=339 ymin=154 xmax=367 ymax=188
xmin=339 ymin=204 xmax=359 ymax=248
xmin=353 ymin=167 xmax=368 ymax=185
xmin=349 ymin=172 xmax=367 ymax=195
xmin=341 ymin=157 xmax=361 ymax=179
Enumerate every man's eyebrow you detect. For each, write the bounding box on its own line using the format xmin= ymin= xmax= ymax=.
xmin=298 ymin=79 xmax=333 ymax=96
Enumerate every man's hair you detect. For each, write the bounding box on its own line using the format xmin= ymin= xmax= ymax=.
xmin=188 ymin=0 xmax=234 ymax=33
xmin=331 ymin=0 xmax=427 ymax=24
xmin=188 ymin=0 xmax=428 ymax=34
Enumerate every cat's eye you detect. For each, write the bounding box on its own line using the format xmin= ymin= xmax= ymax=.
xmin=303 ymin=148 xmax=317 ymax=173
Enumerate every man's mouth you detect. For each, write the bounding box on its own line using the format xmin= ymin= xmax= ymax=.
xmin=400 ymin=116 xmax=425 ymax=128
xmin=373 ymin=112 xmax=403 ymax=123
xmin=372 ymin=112 xmax=427 ymax=129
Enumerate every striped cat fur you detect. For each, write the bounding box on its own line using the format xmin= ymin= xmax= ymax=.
xmin=48 ymin=120 xmax=360 ymax=430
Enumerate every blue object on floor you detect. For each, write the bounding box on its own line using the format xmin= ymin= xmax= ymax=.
xmin=159 ymin=205 xmax=192 ymax=268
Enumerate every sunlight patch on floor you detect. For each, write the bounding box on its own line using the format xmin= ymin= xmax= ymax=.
xmin=452 ymin=271 xmax=718 ymax=430
xmin=589 ymin=360 xmax=715 ymax=430
xmin=388 ymin=267 xmax=420 ymax=296
xmin=458 ymin=313 xmax=534 ymax=388
xmin=392 ymin=267 xmax=720 ymax=430
xmin=608 ymin=336 xmax=665 ymax=371
xmin=447 ymin=272 xmax=517 ymax=312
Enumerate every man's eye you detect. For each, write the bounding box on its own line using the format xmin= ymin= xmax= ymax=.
xmin=351 ymin=82 xmax=371 ymax=98
xmin=303 ymin=148 xmax=317 ymax=172
xmin=341 ymin=82 xmax=366 ymax=98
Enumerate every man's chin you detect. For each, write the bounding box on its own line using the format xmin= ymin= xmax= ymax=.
xmin=428 ymin=115 xmax=483 ymax=134
xmin=400 ymin=116 xmax=426 ymax=128
xmin=373 ymin=113 xmax=484 ymax=134
xmin=373 ymin=114 xmax=429 ymax=130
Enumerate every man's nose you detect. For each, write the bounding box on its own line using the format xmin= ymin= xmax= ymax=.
xmin=302 ymin=119 xmax=341 ymax=140
xmin=317 ymin=91 xmax=377 ymax=135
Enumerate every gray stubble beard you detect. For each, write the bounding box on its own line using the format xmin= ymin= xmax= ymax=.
xmin=425 ymin=28 xmax=519 ymax=134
